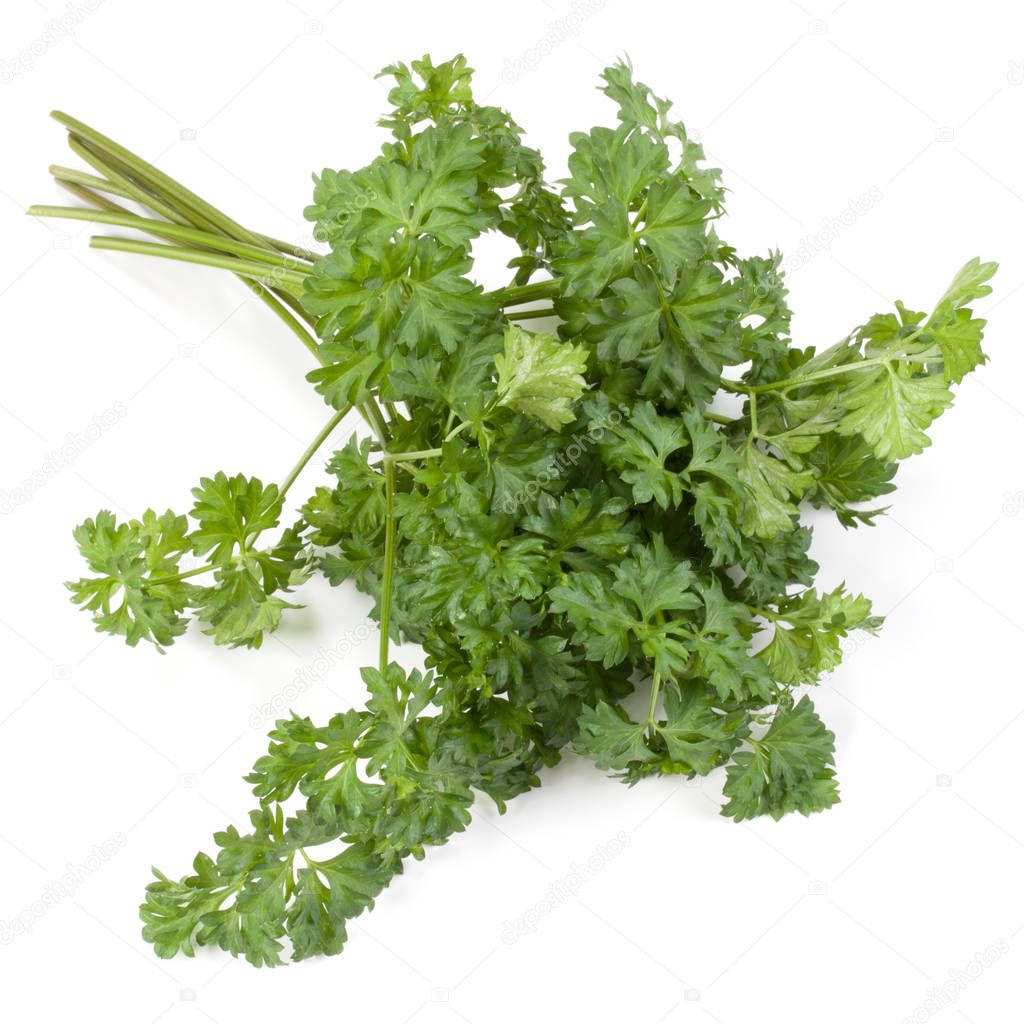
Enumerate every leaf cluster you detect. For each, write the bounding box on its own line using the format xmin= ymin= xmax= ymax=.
xmin=51 ymin=54 xmax=994 ymax=965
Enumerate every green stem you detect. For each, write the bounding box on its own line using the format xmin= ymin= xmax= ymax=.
xmin=645 ymin=669 xmax=663 ymax=729
xmin=279 ymin=406 xmax=351 ymax=500
xmin=39 ymin=184 xmax=324 ymax=367
xmin=259 ymin=235 xmax=319 ymax=263
xmin=29 ymin=205 xmax=310 ymax=270
xmin=46 ymin=116 xmax=389 ymax=456
xmin=49 ymin=164 xmax=134 ymax=199
xmin=383 ymin=446 xmax=442 ymax=463
xmin=444 ymin=419 xmax=472 ymax=443
xmin=88 ymin=236 xmax=307 ymax=294
xmin=629 ymin=196 xmax=649 ymax=230
xmin=492 ymin=278 xmax=561 ymax=306
xmin=147 ymin=564 xmax=214 ymax=587
xmin=55 ymin=144 xmax=316 ymax=264
xmin=270 ymin=287 xmax=318 ymax=329
xmin=703 ymin=410 xmax=735 ymax=426
xmin=747 ymin=358 xmax=888 ymax=395
xmin=247 ymin=284 xmax=321 ymax=361
xmin=53 ymin=110 xmax=269 ymax=248
xmin=52 ymin=179 xmax=128 ymax=214
xmin=379 ymin=459 xmax=397 ymax=672
xmin=67 ymin=134 xmax=187 ymax=225
xmin=363 ymin=397 xmax=390 ymax=448
xmin=381 ymin=420 xmax=473 ymax=465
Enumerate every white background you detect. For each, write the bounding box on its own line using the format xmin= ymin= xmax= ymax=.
xmin=1 ymin=0 xmax=1022 ymax=1020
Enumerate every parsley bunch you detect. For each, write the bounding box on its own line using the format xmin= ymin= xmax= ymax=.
xmin=32 ymin=54 xmax=995 ymax=966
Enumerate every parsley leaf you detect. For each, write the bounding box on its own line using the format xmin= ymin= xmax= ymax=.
xmin=493 ymin=323 xmax=589 ymax=429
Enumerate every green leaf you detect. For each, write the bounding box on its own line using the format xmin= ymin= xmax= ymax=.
xmin=759 ymin=584 xmax=881 ymax=685
xmin=637 ymin=177 xmax=713 ymax=278
xmin=550 ymin=537 xmax=701 ymax=676
xmin=190 ymin=473 xmax=282 ymax=565
xmin=838 ymin=365 xmax=953 ymax=461
xmin=575 ymin=685 xmax=744 ymax=780
xmin=581 ymin=263 xmax=744 ymax=406
xmin=192 ymin=567 xmax=296 ymax=649
xmin=307 ymin=342 xmax=388 ymax=410
xmin=287 ymin=844 xmax=395 ymax=961
xmin=924 ymin=260 xmax=996 ymax=385
xmin=933 ymin=256 xmax=997 ymax=313
xmin=360 ymin=663 xmax=436 ymax=775
xmin=721 ymin=697 xmax=839 ymax=821
xmin=574 ymin=701 xmax=658 ymax=773
xmin=520 ymin=489 xmax=637 ymax=572
xmin=304 ymin=237 xmax=495 ymax=357
xmin=302 ymin=436 xmax=386 ymax=544
xmin=67 ymin=509 xmax=191 ymax=650
xmin=596 ymin=400 xmax=689 ymax=508
xmin=806 ymin=434 xmax=897 ymax=528
xmin=737 ymin=443 xmax=814 ymax=539
xmin=493 ymin=323 xmax=589 ymax=430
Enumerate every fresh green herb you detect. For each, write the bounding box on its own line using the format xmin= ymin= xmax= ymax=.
xmin=33 ymin=53 xmax=995 ymax=966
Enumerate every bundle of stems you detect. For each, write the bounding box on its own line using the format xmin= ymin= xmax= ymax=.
xmin=29 ymin=113 xmax=562 ymax=458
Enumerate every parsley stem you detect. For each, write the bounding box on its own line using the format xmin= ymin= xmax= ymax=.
xmin=147 ymin=564 xmax=214 ymax=586
xmin=48 ymin=115 xmax=396 ymax=465
xmin=88 ymin=236 xmax=307 ymax=294
xmin=723 ymin=355 xmax=893 ymax=398
xmin=248 ymin=284 xmax=321 ymax=360
xmin=48 ymin=164 xmax=134 ymax=200
xmin=45 ymin=117 xmax=398 ymax=471
xmin=493 ymin=278 xmax=561 ymax=306
xmin=383 ymin=418 xmax=471 ymax=463
xmin=67 ymin=134 xmax=186 ymax=225
xmin=748 ymin=358 xmax=887 ymax=393
xmin=53 ymin=110 xmax=270 ymax=249
xmin=271 ymin=287 xmax=318 ymax=329
xmin=379 ymin=458 xmax=397 ymax=672
xmin=51 ymin=178 xmax=127 ymax=214
xmin=279 ymin=406 xmax=351 ymax=500
xmin=383 ymin=446 xmax=442 ymax=462
xmin=645 ymin=669 xmax=663 ymax=729
xmin=28 ymin=206 xmax=309 ymax=271
xmin=363 ymin=398 xmax=390 ymax=448
xmin=55 ymin=114 xmax=319 ymax=261
xmin=35 ymin=187 xmax=318 ymax=363
xmin=703 ymin=410 xmax=734 ymax=426
xmin=444 ymin=420 xmax=472 ymax=443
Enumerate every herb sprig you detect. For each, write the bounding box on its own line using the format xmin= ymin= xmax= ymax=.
xmin=32 ymin=53 xmax=995 ymax=966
